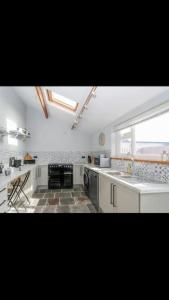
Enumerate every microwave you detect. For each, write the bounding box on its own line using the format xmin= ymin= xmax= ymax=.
xmin=94 ymin=157 xmax=110 ymax=168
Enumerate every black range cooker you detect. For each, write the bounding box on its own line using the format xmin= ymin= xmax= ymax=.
xmin=48 ymin=164 xmax=73 ymax=189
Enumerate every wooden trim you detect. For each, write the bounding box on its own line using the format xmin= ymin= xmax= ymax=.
xmin=111 ymin=157 xmax=169 ymax=165
xmin=47 ymin=89 xmax=79 ymax=112
xmin=35 ymin=87 xmax=48 ymax=119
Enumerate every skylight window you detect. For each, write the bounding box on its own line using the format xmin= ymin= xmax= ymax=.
xmin=47 ymin=90 xmax=78 ymax=112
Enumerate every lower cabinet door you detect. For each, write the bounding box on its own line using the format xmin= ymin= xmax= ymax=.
xmin=99 ymin=174 xmax=117 ymax=213
xmin=73 ymin=165 xmax=83 ymax=185
xmin=114 ymin=184 xmax=140 ymax=213
xmin=37 ymin=166 xmax=48 ymax=186
xmin=99 ymin=174 xmax=140 ymax=213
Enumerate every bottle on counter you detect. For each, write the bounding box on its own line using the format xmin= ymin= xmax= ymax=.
xmin=161 ymin=150 xmax=167 ymax=161
xmin=127 ymin=162 xmax=132 ymax=175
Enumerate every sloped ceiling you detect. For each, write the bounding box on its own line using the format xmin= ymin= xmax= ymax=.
xmin=13 ymin=86 xmax=169 ymax=134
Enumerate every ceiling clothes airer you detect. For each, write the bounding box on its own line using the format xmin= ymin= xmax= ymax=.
xmin=71 ymin=86 xmax=97 ymax=129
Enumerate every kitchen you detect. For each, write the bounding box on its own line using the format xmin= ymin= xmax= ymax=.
xmin=1 ymin=86 xmax=169 ymax=213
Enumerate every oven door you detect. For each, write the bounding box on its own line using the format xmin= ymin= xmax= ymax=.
xmin=63 ymin=171 xmax=73 ymax=188
xmin=48 ymin=177 xmax=61 ymax=189
xmin=48 ymin=168 xmax=61 ymax=176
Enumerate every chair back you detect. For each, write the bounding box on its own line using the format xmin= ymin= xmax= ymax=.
xmin=8 ymin=177 xmax=21 ymax=201
xmin=20 ymin=171 xmax=31 ymax=191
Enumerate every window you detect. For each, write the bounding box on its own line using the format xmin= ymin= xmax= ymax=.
xmin=116 ymin=110 xmax=169 ymax=159
xmin=119 ymin=127 xmax=132 ymax=155
xmin=47 ymin=90 xmax=78 ymax=112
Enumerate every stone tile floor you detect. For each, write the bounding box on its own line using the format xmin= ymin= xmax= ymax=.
xmin=8 ymin=185 xmax=97 ymax=213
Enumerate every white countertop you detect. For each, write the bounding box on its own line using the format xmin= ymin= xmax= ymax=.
xmin=83 ymin=164 xmax=169 ymax=194
xmin=0 ymin=165 xmax=36 ymax=190
xmin=1 ymin=162 xmax=169 ymax=194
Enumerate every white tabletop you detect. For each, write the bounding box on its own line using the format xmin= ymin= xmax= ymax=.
xmin=0 ymin=165 xmax=36 ymax=190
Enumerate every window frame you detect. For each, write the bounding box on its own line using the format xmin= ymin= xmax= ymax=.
xmin=115 ymin=114 xmax=169 ymax=161
xmin=47 ymin=90 xmax=79 ymax=112
xmin=116 ymin=126 xmax=135 ymax=158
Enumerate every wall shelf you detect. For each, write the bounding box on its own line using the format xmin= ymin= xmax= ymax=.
xmin=8 ymin=129 xmax=31 ymax=140
xmin=0 ymin=126 xmax=31 ymax=140
xmin=0 ymin=127 xmax=7 ymax=137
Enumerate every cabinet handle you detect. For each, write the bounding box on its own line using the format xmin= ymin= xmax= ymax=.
xmin=113 ymin=185 xmax=116 ymax=207
xmin=110 ymin=183 xmax=114 ymax=205
xmin=110 ymin=184 xmax=116 ymax=207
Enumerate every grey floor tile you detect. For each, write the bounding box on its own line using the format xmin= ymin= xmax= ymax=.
xmin=70 ymin=205 xmax=90 ymax=213
xmin=42 ymin=205 xmax=58 ymax=213
xmin=38 ymin=189 xmax=49 ymax=193
xmin=61 ymin=188 xmax=74 ymax=192
xmin=60 ymin=198 xmax=75 ymax=205
xmin=54 ymin=192 xmax=62 ymax=197
xmin=59 ymin=192 xmax=71 ymax=198
xmin=32 ymin=193 xmax=44 ymax=199
xmin=34 ymin=206 xmax=46 ymax=213
xmin=37 ymin=199 xmax=48 ymax=206
xmin=56 ymin=205 xmax=70 ymax=213
xmin=72 ymin=192 xmax=81 ymax=197
xmin=73 ymin=186 xmax=84 ymax=191
xmin=80 ymin=192 xmax=87 ymax=197
xmin=44 ymin=193 xmax=55 ymax=199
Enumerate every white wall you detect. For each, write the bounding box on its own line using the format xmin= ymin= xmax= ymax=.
xmin=0 ymin=87 xmax=26 ymax=155
xmin=91 ymin=124 xmax=113 ymax=153
xmin=26 ymin=107 xmax=92 ymax=152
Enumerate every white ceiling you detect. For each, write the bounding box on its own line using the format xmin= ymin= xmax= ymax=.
xmin=13 ymin=86 xmax=169 ymax=134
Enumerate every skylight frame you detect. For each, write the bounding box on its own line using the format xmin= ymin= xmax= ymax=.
xmin=47 ymin=90 xmax=79 ymax=112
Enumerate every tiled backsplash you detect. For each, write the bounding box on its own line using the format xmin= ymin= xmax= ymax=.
xmin=111 ymin=159 xmax=169 ymax=183
xmin=91 ymin=150 xmax=111 ymax=157
xmin=28 ymin=151 xmax=91 ymax=164
xmin=1 ymin=148 xmax=169 ymax=183
xmin=0 ymin=150 xmax=25 ymax=166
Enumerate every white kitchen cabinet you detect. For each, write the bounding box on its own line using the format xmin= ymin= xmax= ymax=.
xmin=140 ymin=193 xmax=169 ymax=213
xmin=99 ymin=174 xmax=139 ymax=213
xmin=0 ymin=187 xmax=8 ymax=213
xmin=30 ymin=166 xmax=38 ymax=193
xmin=99 ymin=174 xmax=117 ymax=213
xmin=37 ymin=165 xmax=48 ymax=186
xmin=114 ymin=184 xmax=139 ymax=213
xmin=73 ymin=165 xmax=84 ymax=185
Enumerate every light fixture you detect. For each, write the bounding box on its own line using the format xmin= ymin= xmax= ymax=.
xmin=91 ymin=91 xmax=97 ymax=98
xmin=71 ymin=86 xmax=97 ymax=130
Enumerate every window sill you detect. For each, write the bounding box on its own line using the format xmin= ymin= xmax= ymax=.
xmin=111 ymin=157 xmax=169 ymax=165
